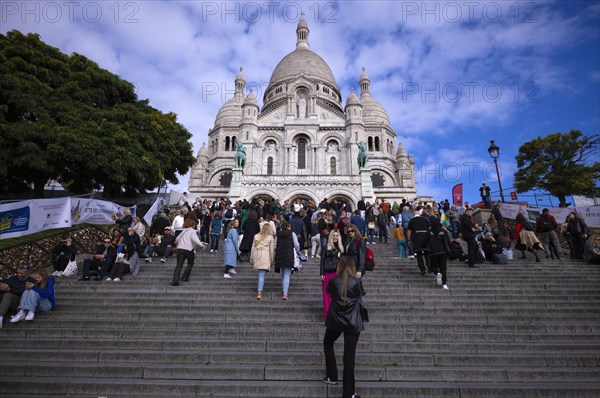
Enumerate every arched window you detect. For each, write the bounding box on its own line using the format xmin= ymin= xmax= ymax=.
xmin=368 ymin=137 xmax=373 ymax=151
xmin=330 ymin=157 xmax=337 ymax=175
xmin=267 ymin=157 xmax=273 ymax=175
xmin=297 ymin=139 xmax=307 ymax=169
xmin=375 ymin=137 xmax=380 ymax=152
xmin=231 ymin=136 xmax=237 ymax=151
xmin=225 ymin=137 xmax=230 ymax=152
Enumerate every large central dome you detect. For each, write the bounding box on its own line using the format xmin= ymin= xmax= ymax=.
xmin=268 ymin=47 xmax=338 ymax=89
xmin=263 ymin=13 xmax=340 ymax=103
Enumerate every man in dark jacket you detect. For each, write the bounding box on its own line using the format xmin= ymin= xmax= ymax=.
xmin=535 ymin=208 xmax=562 ymax=260
xmin=460 ymin=208 xmax=481 ymax=268
xmin=0 ymin=263 xmax=35 ymax=327
xmin=290 ymin=212 xmax=307 ymax=255
xmin=407 ymin=209 xmax=431 ymax=275
xmin=81 ymin=239 xmax=118 ymax=281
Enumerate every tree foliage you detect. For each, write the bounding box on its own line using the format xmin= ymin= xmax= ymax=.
xmin=514 ymin=130 xmax=600 ymax=207
xmin=0 ymin=30 xmax=196 ymax=198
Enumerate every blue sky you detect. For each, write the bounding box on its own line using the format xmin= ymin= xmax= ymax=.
xmin=2 ymin=0 xmax=599 ymax=206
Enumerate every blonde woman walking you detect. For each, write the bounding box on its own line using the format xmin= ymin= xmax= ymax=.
xmin=251 ymin=224 xmax=275 ymax=300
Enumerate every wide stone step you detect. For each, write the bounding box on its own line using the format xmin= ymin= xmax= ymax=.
xmin=1 ymin=378 xmax=599 ymax=397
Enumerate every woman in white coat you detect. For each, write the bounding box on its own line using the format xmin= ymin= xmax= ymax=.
xmin=250 ymin=223 xmax=275 ymax=300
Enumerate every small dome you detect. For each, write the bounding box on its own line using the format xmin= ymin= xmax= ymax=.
xmin=360 ymin=67 xmax=369 ymax=82
xmin=396 ymin=143 xmax=407 ymax=158
xmin=361 ymin=96 xmax=390 ymax=126
xmin=297 ymin=13 xmax=308 ymax=30
xmin=345 ymin=89 xmax=361 ymax=108
xmin=198 ymin=143 xmax=209 ymax=158
xmin=235 ymin=67 xmax=245 ymax=82
xmin=214 ymin=95 xmax=243 ymax=127
xmin=244 ymin=89 xmax=258 ymax=105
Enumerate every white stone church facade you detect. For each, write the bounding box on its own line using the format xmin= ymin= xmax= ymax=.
xmin=188 ymin=17 xmax=417 ymax=207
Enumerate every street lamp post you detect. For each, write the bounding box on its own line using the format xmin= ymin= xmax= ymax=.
xmin=487 ymin=140 xmax=505 ymax=202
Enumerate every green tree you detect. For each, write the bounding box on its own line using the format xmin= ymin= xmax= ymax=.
xmin=0 ymin=30 xmax=195 ymax=198
xmin=514 ymin=130 xmax=600 ymax=207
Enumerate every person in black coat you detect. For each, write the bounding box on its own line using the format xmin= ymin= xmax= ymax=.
xmin=428 ymin=218 xmax=451 ymax=289
xmin=323 ymin=255 xmax=366 ymax=398
xmin=407 ymin=209 xmax=431 ymax=275
xmin=50 ymin=235 xmax=77 ymax=276
xmin=274 ymin=221 xmax=295 ymax=300
xmin=239 ymin=210 xmax=261 ymax=260
xmin=81 ymin=239 xmax=117 ymax=281
xmin=460 ymin=208 xmax=481 ymax=268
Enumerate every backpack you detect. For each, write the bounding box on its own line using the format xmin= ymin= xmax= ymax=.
xmin=225 ymin=208 xmax=233 ymax=219
xmin=365 ymin=247 xmax=376 ymax=271
xmin=539 ymin=217 xmax=553 ymax=232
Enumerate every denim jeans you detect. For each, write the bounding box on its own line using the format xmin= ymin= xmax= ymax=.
xmin=368 ymin=229 xmax=375 ymax=244
xmin=19 ymin=290 xmax=52 ymax=313
xmin=281 ymin=267 xmax=292 ymax=295
xmin=396 ymin=240 xmax=409 ymax=258
xmin=257 ymin=269 xmax=267 ymax=291
xmin=210 ymin=234 xmax=220 ymax=251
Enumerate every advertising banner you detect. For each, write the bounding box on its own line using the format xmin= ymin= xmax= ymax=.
xmin=71 ymin=199 xmax=124 ymax=225
xmin=1 ymin=198 xmax=71 ymax=239
xmin=452 ymin=184 xmax=463 ymax=206
xmin=0 ymin=201 xmax=32 ymax=238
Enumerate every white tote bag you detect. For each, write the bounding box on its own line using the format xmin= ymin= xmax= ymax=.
xmin=62 ymin=260 xmax=78 ymax=277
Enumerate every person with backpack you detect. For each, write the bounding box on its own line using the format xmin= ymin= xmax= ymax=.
xmin=536 ymin=209 xmax=562 ymax=260
xmin=565 ymin=212 xmax=589 ymax=260
xmin=344 ymin=224 xmax=367 ymax=278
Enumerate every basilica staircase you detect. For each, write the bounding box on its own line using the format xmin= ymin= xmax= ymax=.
xmin=1 ymin=238 xmax=599 ymax=397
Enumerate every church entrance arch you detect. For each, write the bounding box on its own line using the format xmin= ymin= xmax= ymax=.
xmin=286 ymin=193 xmax=317 ymax=209
xmin=250 ymin=193 xmax=276 ymax=203
xmin=327 ymin=194 xmax=356 ymax=210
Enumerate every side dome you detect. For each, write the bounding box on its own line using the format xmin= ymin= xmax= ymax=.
xmin=361 ymin=96 xmax=390 ymax=126
xmin=345 ymin=89 xmax=361 ymax=108
xmin=214 ymin=96 xmax=243 ymax=127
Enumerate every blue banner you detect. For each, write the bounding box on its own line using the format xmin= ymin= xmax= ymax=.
xmin=0 ymin=205 xmax=30 ymax=235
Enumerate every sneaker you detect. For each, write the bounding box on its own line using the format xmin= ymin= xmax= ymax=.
xmin=228 ymin=269 xmax=237 ymax=274
xmin=352 ymin=394 xmax=361 ymax=398
xmin=51 ymin=271 xmax=59 ymax=276
xmin=57 ymin=271 xmax=63 ymax=277
xmin=223 ymin=273 xmax=232 ymax=279
xmin=282 ymin=294 xmax=288 ymax=300
xmin=435 ymin=273 xmax=442 ymax=286
xmin=105 ymin=278 xmax=112 ymax=282
xmin=408 ymin=255 xmax=414 ymax=259
xmin=160 ymin=257 xmax=166 ymax=263
xmin=145 ymin=257 xmax=152 ymax=263
xmin=257 ymin=291 xmax=263 ymax=301
xmin=113 ymin=277 xmax=121 ymax=282
xmin=323 ymin=377 xmax=337 ymax=385
xmin=210 ymin=250 xmax=214 ymax=253
xmin=442 ymin=284 xmax=449 ymax=290
xmin=10 ymin=310 xmax=26 ymax=323
xmin=25 ymin=311 xmax=35 ymax=321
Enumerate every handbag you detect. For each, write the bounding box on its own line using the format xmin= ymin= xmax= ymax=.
xmin=62 ymin=260 xmax=78 ymax=277
xmin=367 ymin=222 xmax=375 ymax=229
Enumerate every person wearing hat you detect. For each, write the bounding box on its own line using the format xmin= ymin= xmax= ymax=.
xmin=479 ymin=182 xmax=491 ymax=209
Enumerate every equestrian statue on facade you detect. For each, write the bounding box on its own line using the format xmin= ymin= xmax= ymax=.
xmin=357 ymin=142 xmax=368 ymax=169
xmin=234 ymin=141 xmax=247 ymax=169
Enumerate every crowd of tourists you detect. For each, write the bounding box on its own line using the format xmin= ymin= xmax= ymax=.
xmin=1 ymin=193 xmax=597 ymax=398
